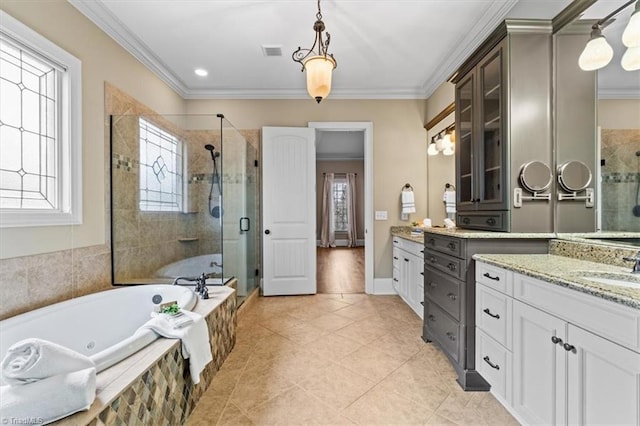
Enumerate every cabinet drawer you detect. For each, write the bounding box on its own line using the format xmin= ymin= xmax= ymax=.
xmin=424 ymin=234 xmax=465 ymax=258
xmin=424 ymin=268 xmax=461 ymax=321
xmin=513 ymin=273 xmax=640 ymax=353
xmin=476 ymin=261 xmax=513 ymax=296
xmin=424 ymin=250 xmax=466 ymax=280
xmin=476 ymin=328 xmax=511 ymax=404
xmin=403 ymin=240 xmax=424 ymax=258
xmin=392 ymin=266 xmax=400 ymax=292
xmin=456 ymin=211 xmax=509 ymax=232
xmin=476 ymin=284 xmax=513 ymax=349
xmin=425 ymin=301 xmax=461 ymax=363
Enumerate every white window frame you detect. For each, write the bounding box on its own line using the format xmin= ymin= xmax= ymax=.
xmin=0 ymin=10 xmax=82 ymax=228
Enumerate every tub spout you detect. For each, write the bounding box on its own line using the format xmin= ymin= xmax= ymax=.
xmin=172 ymin=276 xmax=198 ymax=286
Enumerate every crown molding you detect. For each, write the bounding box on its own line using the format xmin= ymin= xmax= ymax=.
xmin=421 ymin=0 xmax=519 ymax=98
xmin=68 ymin=0 xmax=189 ymax=97
xmin=182 ymin=87 xmax=427 ymax=100
xmin=598 ymin=88 xmax=640 ymax=99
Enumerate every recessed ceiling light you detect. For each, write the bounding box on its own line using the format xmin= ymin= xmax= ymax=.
xmin=194 ymin=68 xmax=208 ymax=77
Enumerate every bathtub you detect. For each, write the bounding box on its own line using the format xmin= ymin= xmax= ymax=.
xmin=0 ymin=285 xmax=197 ymax=384
xmin=155 ymin=253 xmax=222 ymax=278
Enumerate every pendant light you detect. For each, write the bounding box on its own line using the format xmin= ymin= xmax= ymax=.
xmin=622 ymin=1 xmax=640 ymax=47
xmin=292 ymin=0 xmax=337 ymax=103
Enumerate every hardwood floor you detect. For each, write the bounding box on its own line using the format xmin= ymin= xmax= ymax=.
xmin=317 ymin=247 xmax=364 ymax=294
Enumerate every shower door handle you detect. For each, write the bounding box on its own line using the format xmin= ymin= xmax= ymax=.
xmin=240 ymin=217 xmax=250 ymax=232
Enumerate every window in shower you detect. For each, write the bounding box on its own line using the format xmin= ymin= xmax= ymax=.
xmin=333 ymin=178 xmax=348 ymax=232
xmin=138 ymin=117 xmax=183 ymax=212
xmin=0 ymin=11 xmax=82 ymax=227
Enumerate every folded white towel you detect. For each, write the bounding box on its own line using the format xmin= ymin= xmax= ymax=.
xmin=1 ymin=338 xmax=95 ymax=386
xmin=151 ymin=311 xmax=194 ymax=329
xmin=0 ymin=367 xmax=96 ymax=424
xmin=401 ymin=190 xmax=416 ymax=214
xmin=136 ymin=310 xmax=212 ymax=384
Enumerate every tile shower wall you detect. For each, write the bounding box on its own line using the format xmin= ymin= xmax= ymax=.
xmin=601 ymin=129 xmax=640 ymax=232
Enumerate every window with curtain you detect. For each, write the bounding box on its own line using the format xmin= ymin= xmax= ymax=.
xmin=332 ymin=177 xmax=348 ymax=232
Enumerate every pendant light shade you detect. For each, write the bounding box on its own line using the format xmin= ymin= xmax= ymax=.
xmin=578 ymin=26 xmax=614 ymax=71
xmin=292 ymin=0 xmax=337 ymax=103
xmin=622 ymin=45 xmax=640 ymax=70
xmin=303 ymin=55 xmax=336 ymax=103
xmin=622 ymin=1 xmax=640 ymax=47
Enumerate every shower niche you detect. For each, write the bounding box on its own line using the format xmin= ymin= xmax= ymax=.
xmin=110 ymin=113 xmax=260 ymax=304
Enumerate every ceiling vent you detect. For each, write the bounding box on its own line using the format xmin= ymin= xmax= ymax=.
xmin=262 ymin=45 xmax=283 ymax=57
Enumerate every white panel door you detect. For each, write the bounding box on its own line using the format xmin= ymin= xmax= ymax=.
xmin=262 ymin=127 xmax=316 ymax=296
xmin=566 ymin=324 xmax=640 ymax=426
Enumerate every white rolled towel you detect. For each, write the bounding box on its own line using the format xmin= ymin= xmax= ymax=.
xmin=0 ymin=367 xmax=96 ymax=424
xmin=1 ymin=338 xmax=95 ymax=385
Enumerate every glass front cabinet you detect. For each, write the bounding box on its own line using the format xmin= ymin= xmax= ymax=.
xmin=452 ymin=21 xmax=555 ymax=233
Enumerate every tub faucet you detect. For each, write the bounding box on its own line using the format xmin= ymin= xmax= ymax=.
xmin=623 ymin=251 xmax=640 ymax=274
xmin=195 ymin=273 xmax=209 ymax=299
xmin=172 ymin=276 xmax=199 ymax=286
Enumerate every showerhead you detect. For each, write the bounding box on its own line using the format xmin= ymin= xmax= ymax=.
xmin=204 ymin=144 xmax=220 ymax=159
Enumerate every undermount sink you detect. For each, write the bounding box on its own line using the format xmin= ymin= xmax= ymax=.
xmin=573 ymin=271 xmax=640 ymax=290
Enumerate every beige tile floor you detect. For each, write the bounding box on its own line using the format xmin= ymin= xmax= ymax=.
xmin=186 ymin=293 xmax=519 ymax=425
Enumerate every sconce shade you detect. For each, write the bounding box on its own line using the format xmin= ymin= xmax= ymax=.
xmin=304 ymin=55 xmax=336 ymax=103
xmin=622 ymin=45 xmax=640 ymax=70
xmin=427 ymin=142 xmax=439 ymax=156
xmin=623 ymin=2 xmax=640 ymax=47
xmin=578 ymin=28 xmax=614 ymax=71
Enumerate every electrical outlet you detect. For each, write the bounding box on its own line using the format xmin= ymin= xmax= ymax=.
xmin=401 ymin=213 xmax=409 ymax=221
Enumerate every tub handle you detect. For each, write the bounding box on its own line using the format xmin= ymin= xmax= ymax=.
xmin=240 ymin=217 xmax=250 ymax=232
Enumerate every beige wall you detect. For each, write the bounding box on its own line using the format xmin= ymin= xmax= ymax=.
xmin=598 ymin=99 xmax=640 ymax=129
xmin=187 ymin=99 xmax=428 ymax=278
xmin=315 ymin=161 xmax=366 ymax=241
xmin=425 ymin=82 xmax=456 ymax=226
xmin=0 ymin=0 xmax=185 ymax=259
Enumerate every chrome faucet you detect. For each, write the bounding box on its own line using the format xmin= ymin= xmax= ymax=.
xmin=172 ymin=275 xmax=209 ymax=299
xmin=623 ymin=251 xmax=640 ymax=274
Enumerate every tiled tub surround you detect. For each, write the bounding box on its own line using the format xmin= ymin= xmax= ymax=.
xmin=601 ymin=129 xmax=640 ymax=232
xmin=54 ymin=285 xmax=237 ymax=426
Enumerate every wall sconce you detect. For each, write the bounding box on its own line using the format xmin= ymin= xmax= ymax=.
xmin=428 ymin=124 xmax=455 ymax=156
xmin=579 ymin=0 xmax=640 ymax=71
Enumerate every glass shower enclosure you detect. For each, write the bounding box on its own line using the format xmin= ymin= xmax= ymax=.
xmin=110 ymin=113 xmax=259 ymax=305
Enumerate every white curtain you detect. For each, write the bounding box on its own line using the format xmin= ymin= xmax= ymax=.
xmin=346 ymin=173 xmax=358 ymax=247
xmin=320 ymin=173 xmax=335 ymax=248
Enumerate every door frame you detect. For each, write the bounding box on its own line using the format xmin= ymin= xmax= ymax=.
xmin=308 ymin=122 xmax=374 ymax=294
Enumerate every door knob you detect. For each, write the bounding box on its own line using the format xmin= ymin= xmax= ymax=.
xmin=264 ymin=229 xmax=271 ymax=235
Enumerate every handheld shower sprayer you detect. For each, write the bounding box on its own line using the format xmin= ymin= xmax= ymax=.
xmin=204 ymin=144 xmax=222 ymax=218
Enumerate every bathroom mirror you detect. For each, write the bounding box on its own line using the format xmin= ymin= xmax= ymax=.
xmin=519 ymin=161 xmax=553 ymax=193
xmin=557 ymin=160 xmax=592 ymax=192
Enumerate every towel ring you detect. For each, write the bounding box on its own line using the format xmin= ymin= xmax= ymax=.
xmin=445 ymin=183 xmax=456 ymax=191
xmin=402 ymin=183 xmax=413 ymax=191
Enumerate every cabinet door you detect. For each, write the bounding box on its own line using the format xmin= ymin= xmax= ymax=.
xmin=513 ymin=300 xmax=567 ymax=426
xmin=408 ymin=253 xmax=423 ymax=318
xmin=455 ymin=70 xmax=476 ymax=211
xmin=477 ymin=41 xmax=507 ymax=211
xmin=566 ymin=324 xmax=640 ymax=425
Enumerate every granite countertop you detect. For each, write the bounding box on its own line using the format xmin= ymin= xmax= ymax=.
xmin=425 ymin=227 xmax=556 ymax=239
xmin=473 ymin=253 xmax=640 ymax=310
xmin=390 ymin=226 xmax=425 ymax=244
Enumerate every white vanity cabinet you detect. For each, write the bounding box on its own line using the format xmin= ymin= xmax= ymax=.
xmin=476 ymin=261 xmax=640 ymax=425
xmin=392 ymin=237 xmax=424 ymax=319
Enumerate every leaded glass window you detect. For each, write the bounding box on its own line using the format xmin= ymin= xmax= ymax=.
xmin=138 ymin=118 xmax=183 ymax=212
xmin=333 ymin=179 xmax=348 ymax=232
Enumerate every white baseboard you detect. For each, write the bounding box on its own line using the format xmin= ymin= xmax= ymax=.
xmin=371 ymin=278 xmax=397 ymax=295
xmin=316 ymin=239 xmax=365 ymax=247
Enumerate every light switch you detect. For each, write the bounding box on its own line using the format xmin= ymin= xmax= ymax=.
xmin=375 ymin=211 xmax=388 ymax=220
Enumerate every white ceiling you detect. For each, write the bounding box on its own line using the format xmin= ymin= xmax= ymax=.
xmin=68 ymin=0 xmax=588 ymax=100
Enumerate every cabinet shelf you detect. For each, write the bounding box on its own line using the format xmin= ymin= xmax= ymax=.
xmin=460 ymin=104 xmax=472 ymax=115
xmin=484 ymin=115 xmax=501 ymax=127
xmin=484 ymin=166 xmax=501 ymax=173
xmin=484 ymin=84 xmax=500 ymax=98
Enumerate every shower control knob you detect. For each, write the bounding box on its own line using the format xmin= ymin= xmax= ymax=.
xmin=264 ymin=229 xmax=271 ymax=235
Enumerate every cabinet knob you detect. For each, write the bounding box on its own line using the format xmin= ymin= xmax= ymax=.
xmin=428 ymin=314 xmax=436 ymax=322
xmin=446 ymin=332 xmax=456 ymax=341
xmin=404 ymin=258 xmax=410 ymax=262
xmin=264 ymin=229 xmax=271 ymax=235
xmin=430 ymin=256 xmax=436 ymax=263
xmin=447 ymin=293 xmax=457 ymax=301
xmin=563 ymin=343 xmax=576 ymax=353
xmin=447 ymin=242 xmax=456 ymax=251
xmin=462 ymin=217 xmax=471 ymax=225
xmin=551 ymin=336 xmax=563 ymax=345
xmin=483 ymin=308 xmax=500 ymax=319
xmin=428 ymin=282 xmax=437 ymax=288
xmin=486 ymin=218 xmax=496 ymax=226
xmin=393 ymin=278 xmax=399 ymax=282
xmin=393 ymin=256 xmax=399 ymax=260
xmin=483 ymin=356 xmax=500 ymax=370
xmin=428 ymin=238 xmax=435 ymax=246
xmin=420 ymin=272 xmax=424 ymax=276
xmin=447 ymin=263 xmax=457 ymax=272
